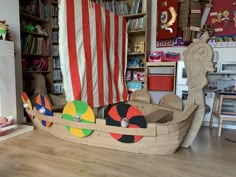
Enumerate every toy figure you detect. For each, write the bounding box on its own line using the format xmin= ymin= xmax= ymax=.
xmin=222 ymin=10 xmax=230 ymax=28
xmin=0 ymin=117 xmax=8 ymax=125
xmin=0 ymin=20 xmax=8 ymax=40
xmin=35 ymin=25 xmax=48 ymax=35
xmin=23 ymin=24 xmax=35 ymax=32
xmin=212 ymin=11 xmax=223 ymax=24
xmin=233 ymin=10 xmax=236 ymax=28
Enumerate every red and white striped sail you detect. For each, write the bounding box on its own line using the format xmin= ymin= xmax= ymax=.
xmin=59 ymin=0 xmax=128 ymax=108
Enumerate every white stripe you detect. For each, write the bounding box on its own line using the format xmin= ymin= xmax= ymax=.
xmin=58 ymin=0 xmax=73 ymax=101
xmin=109 ymin=12 xmax=117 ymax=103
xmin=74 ymin=0 xmax=87 ymax=102
xmin=101 ymin=7 xmax=109 ymax=106
xmin=118 ymin=16 xmax=124 ymax=101
xmin=123 ymin=20 xmax=128 ymax=101
xmin=89 ymin=2 xmax=99 ymax=107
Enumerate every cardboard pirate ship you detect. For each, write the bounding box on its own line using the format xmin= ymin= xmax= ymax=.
xmin=22 ymin=32 xmax=213 ymax=155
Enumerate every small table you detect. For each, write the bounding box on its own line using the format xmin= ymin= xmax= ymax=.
xmin=210 ymin=91 xmax=236 ymax=136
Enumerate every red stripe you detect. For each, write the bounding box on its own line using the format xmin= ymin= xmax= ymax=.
xmin=21 ymin=92 xmax=28 ymax=102
xmin=82 ymin=0 xmax=94 ymax=107
xmin=66 ymin=0 xmax=81 ymax=100
xmin=114 ymin=14 xmax=120 ymax=103
xmin=95 ymin=4 xmax=104 ymax=106
xmin=105 ymin=10 xmax=113 ymax=104
xmin=122 ymin=18 xmax=128 ymax=100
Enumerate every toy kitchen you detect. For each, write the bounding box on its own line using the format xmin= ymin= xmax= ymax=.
xmin=176 ymin=60 xmax=236 ymax=129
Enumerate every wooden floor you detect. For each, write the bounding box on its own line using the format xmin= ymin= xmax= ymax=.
xmin=0 ymin=127 xmax=236 ymax=177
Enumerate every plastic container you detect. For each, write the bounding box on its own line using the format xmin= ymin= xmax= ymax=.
xmin=148 ymin=75 xmax=174 ymax=91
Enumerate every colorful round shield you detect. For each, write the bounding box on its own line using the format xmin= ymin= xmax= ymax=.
xmin=106 ymin=103 xmax=147 ymax=143
xmin=62 ymin=100 xmax=95 ymax=138
xmin=21 ymin=92 xmax=33 ymax=119
xmin=35 ymin=95 xmax=53 ymax=127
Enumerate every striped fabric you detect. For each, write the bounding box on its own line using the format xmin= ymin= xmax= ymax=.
xmin=59 ymin=0 xmax=128 ymax=108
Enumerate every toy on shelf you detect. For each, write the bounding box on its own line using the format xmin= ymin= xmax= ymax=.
xmin=35 ymin=25 xmax=48 ymax=35
xmin=148 ymin=51 xmax=180 ymax=62
xmin=0 ymin=21 xmax=8 ymax=40
xmin=23 ymin=24 xmax=35 ymax=32
xmin=0 ymin=116 xmax=17 ymax=136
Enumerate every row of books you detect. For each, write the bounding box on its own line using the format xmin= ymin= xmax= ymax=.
xmin=53 ymin=57 xmax=61 ymax=69
xmin=52 ymin=31 xmax=59 ymax=43
xmin=53 ymin=83 xmax=63 ymax=94
xmin=102 ymin=0 xmax=146 ymax=15
xmin=128 ymin=16 xmax=146 ymax=31
xmin=20 ymin=0 xmax=50 ymax=20
xmin=130 ymin=0 xmax=146 ymax=14
xmin=21 ymin=34 xmax=49 ymax=55
xmin=103 ymin=1 xmax=129 ymax=16
xmin=52 ymin=45 xmax=59 ymax=56
xmin=51 ymin=4 xmax=59 ymax=16
xmin=53 ymin=70 xmax=62 ymax=81
xmin=52 ymin=17 xmax=59 ymax=29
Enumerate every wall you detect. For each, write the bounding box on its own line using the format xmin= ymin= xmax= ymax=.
xmin=151 ymin=0 xmax=236 ymax=61
xmin=0 ymin=0 xmax=24 ymax=123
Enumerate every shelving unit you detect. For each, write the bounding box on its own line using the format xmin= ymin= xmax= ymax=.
xmin=90 ymin=0 xmax=151 ymax=92
xmin=145 ymin=62 xmax=177 ymax=93
xmin=20 ymin=0 xmax=63 ymax=96
xmin=19 ymin=0 xmax=52 ymax=96
xmin=50 ymin=0 xmax=63 ymax=95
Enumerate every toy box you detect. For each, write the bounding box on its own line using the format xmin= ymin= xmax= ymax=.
xmin=148 ymin=75 xmax=174 ymax=91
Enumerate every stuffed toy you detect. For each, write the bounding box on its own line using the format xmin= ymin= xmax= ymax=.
xmin=0 ymin=117 xmax=8 ymax=125
xmin=0 ymin=21 xmax=8 ymax=40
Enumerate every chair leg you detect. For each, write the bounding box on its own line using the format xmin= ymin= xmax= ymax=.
xmin=218 ymin=118 xmax=223 ymax=136
xmin=209 ymin=114 xmax=214 ymax=128
xmin=210 ymin=96 xmax=217 ymax=128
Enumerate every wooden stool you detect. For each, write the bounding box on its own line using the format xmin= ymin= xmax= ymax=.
xmin=210 ymin=92 xmax=236 ymax=136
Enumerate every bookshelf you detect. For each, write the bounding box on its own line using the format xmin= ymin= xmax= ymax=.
xmin=19 ymin=0 xmax=51 ymax=96
xmin=102 ymin=0 xmax=151 ymax=93
xmin=90 ymin=0 xmax=151 ymax=93
xmin=20 ymin=0 xmax=63 ymax=96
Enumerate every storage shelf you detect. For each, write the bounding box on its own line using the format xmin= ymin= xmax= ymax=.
xmin=21 ymin=52 xmax=49 ymax=57
xmin=128 ymin=29 xmax=146 ymax=35
xmin=53 ymin=79 xmax=63 ymax=82
xmin=127 ymin=67 xmax=144 ymax=70
xmin=51 ymin=1 xmax=58 ymax=5
xmin=21 ymin=29 xmax=49 ymax=37
xmin=20 ymin=12 xmax=49 ymax=23
xmin=146 ymin=62 xmax=176 ymax=67
xmin=126 ymin=80 xmax=144 ymax=83
xmin=123 ymin=13 xmax=146 ymax=20
xmin=208 ymin=72 xmax=236 ymax=75
xmin=23 ymin=71 xmax=50 ymax=74
xmin=128 ymin=52 xmax=145 ymax=56
xmin=221 ymin=112 xmax=236 ymax=115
